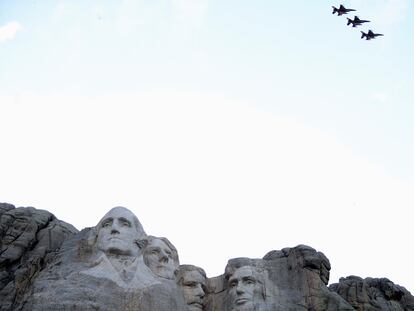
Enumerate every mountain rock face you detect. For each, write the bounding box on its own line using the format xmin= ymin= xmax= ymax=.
xmin=329 ymin=276 xmax=414 ymax=311
xmin=0 ymin=203 xmax=412 ymax=311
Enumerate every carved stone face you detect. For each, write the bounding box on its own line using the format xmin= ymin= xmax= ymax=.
xmin=143 ymin=237 xmax=177 ymax=279
xmin=96 ymin=207 xmax=141 ymax=257
xmin=180 ymin=269 xmax=206 ymax=311
xmin=228 ymin=266 xmax=264 ymax=311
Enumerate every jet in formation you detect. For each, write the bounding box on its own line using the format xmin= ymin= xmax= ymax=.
xmin=361 ymin=30 xmax=384 ymax=40
xmin=332 ymin=5 xmax=383 ymax=40
xmin=332 ymin=4 xmax=355 ymax=16
xmin=347 ymin=16 xmax=370 ymax=27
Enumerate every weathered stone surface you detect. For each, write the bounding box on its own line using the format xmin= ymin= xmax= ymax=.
xmin=1 ymin=203 xmax=413 ymax=311
xmin=329 ymin=276 xmax=414 ymax=311
xmin=19 ymin=206 xmax=186 ymax=311
xmin=0 ymin=203 xmax=15 ymax=217
xmin=0 ymin=203 xmax=78 ymax=310
xmin=208 ymin=246 xmax=354 ymax=311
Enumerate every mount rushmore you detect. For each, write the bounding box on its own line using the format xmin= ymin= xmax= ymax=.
xmin=1 ymin=203 xmax=413 ymax=310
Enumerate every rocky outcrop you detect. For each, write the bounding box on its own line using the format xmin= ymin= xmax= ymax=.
xmin=206 ymin=245 xmax=354 ymax=311
xmin=0 ymin=203 xmax=413 ymax=310
xmin=263 ymin=245 xmax=354 ymax=310
xmin=329 ymin=276 xmax=414 ymax=311
xmin=0 ymin=203 xmax=78 ymax=310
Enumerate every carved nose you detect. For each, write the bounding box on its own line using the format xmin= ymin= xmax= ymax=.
xmin=160 ymin=254 xmax=169 ymax=263
xmin=236 ymin=285 xmax=245 ymax=294
xmin=195 ymin=284 xmax=205 ymax=298
xmin=110 ymin=221 xmax=121 ymax=234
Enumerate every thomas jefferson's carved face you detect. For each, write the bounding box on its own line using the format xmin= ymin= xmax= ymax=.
xmin=228 ymin=266 xmax=264 ymax=311
xmin=144 ymin=238 xmax=177 ymax=279
xmin=180 ymin=269 xmax=206 ymax=310
xmin=96 ymin=207 xmax=140 ymax=257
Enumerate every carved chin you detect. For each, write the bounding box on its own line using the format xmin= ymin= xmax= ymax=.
xmin=99 ymin=240 xmax=130 ymax=255
xmin=154 ymin=268 xmax=175 ymax=279
xmin=187 ymin=303 xmax=204 ymax=310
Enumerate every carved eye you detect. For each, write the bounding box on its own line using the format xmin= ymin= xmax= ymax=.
xmin=151 ymin=249 xmax=159 ymax=255
xmin=185 ymin=282 xmax=197 ymax=288
xmin=102 ymin=222 xmax=111 ymax=228
xmin=119 ymin=218 xmax=131 ymax=227
xmin=230 ymin=281 xmax=237 ymax=287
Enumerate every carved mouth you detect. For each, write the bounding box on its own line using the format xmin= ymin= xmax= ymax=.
xmin=109 ymin=237 xmax=121 ymax=241
xmin=235 ymin=298 xmax=249 ymax=305
xmin=189 ymin=302 xmax=203 ymax=309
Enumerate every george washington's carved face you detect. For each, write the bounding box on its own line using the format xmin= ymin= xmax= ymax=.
xmin=96 ymin=207 xmax=143 ymax=257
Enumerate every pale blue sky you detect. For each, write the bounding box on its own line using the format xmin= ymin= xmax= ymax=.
xmin=2 ymin=0 xmax=414 ymax=179
xmin=1 ymin=1 xmax=413 ymax=291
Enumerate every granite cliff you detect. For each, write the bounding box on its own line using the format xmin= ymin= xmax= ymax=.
xmin=1 ymin=203 xmax=412 ymax=311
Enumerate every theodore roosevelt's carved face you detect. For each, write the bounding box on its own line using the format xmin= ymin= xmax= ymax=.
xmin=178 ymin=268 xmax=207 ymax=310
xmin=96 ymin=207 xmax=143 ymax=257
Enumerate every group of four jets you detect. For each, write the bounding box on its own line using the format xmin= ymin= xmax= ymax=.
xmin=332 ymin=4 xmax=383 ymax=40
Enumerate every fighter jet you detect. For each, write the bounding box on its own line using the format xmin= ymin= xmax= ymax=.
xmin=332 ymin=4 xmax=356 ymax=16
xmin=361 ymin=30 xmax=384 ymax=40
xmin=347 ymin=16 xmax=370 ymax=27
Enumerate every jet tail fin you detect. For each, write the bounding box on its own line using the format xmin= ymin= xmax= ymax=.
xmin=332 ymin=6 xmax=338 ymax=14
xmin=361 ymin=31 xmax=367 ymax=39
xmin=347 ymin=18 xmax=352 ymax=26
